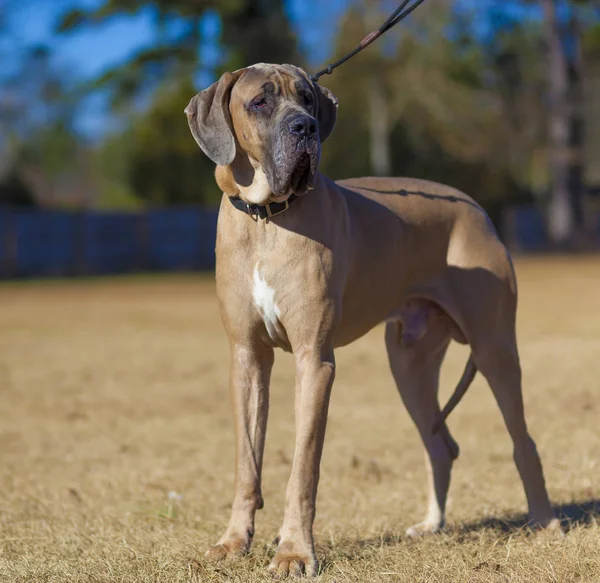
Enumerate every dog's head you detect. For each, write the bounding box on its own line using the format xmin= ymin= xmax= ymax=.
xmin=185 ymin=63 xmax=338 ymax=205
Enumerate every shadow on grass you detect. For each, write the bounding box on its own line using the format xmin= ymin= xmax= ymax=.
xmin=453 ymin=498 xmax=600 ymax=535
xmin=191 ymin=501 xmax=600 ymax=577
xmin=317 ymin=498 xmax=600 ymax=564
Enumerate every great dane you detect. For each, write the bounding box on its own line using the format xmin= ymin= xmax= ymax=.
xmin=185 ymin=63 xmax=559 ymax=577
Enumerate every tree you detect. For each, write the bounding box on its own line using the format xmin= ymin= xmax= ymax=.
xmin=123 ymin=78 xmax=222 ymax=206
xmin=0 ymin=43 xmax=86 ymax=207
xmin=541 ymin=0 xmax=586 ymax=246
xmin=58 ymin=0 xmax=299 ymax=106
xmin=319 ymin=0 xmax=533 ymax=224
xmin=56 ymin=0 xmax=301 ymax=206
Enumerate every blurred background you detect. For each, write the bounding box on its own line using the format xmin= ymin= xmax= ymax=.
xmin=0 ymin=0 xmax=599 ymax=278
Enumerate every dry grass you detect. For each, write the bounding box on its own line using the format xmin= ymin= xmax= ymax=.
xmin=1 ymin=257 xmax=599 ymax=582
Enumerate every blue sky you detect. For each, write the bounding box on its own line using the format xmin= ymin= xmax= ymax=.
xmin=5 ymin=0 xmax=152 ymax=80
xmin=6 ymin=0 xmax=350 ymax=78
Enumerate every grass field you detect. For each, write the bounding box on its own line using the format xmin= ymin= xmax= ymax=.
xmin=1 ymin=256 xmax=599 ymax=582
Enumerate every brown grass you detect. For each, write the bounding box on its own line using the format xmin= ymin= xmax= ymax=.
xmin=1 ymin=257 xmax=599 ymax=582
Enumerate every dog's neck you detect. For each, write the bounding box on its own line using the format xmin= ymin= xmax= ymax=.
xmin=216 ymin=153 xmax=298 ymax=207
xmin=215 ymin=154 xmax=270 ymax=205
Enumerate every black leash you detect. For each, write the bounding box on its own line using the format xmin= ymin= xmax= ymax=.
xmin=311 ymin=0 xmax=428 ymax=83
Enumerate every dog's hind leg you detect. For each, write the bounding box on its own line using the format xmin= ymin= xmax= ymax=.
xmin=385 ymin=319 xmax=457 ymax=536
xmin=472 ymin=334 xmax=559 ymax=530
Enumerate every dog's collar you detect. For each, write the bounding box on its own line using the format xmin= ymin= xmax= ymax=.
xmin=228 ymin=194 xmax=298 ymax=219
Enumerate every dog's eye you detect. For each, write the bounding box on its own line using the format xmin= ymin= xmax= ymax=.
xmin=250 ymin=97 xmax=267 ymax=111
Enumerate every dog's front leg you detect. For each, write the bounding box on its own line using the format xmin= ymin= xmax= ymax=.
xmin=269 ymin=347 xmax=335 ymax=578
xmin=206 ymin=343 xmax=273 ymax=561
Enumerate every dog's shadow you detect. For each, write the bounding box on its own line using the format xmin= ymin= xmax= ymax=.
xmin=319 ymin=499 xmax=600 ymax=559
xmin=453 ymin=498 xmax=600 ymax=535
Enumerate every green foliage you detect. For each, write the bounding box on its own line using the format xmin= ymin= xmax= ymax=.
xmin=220 ymin=0 xmax=300 ymax=69
xmin=95 ymin=183 xmax=143 ymax=210
xmin=53 ymin=0 xmax=300 ymax=207
xmin=319 ymin=0 xmax=535 ymax=219
xmin=19 ymin=122 xmax=79 ymax=177
xmin=121 ymin=77 xmax=221 ymax=206
xmin=585 ymin=21 xmax=600 ymax=51
xmin=2 ymin=0 xmax=598 ymax=219
xmin=92 ymin=132 xmax=142 ymax=210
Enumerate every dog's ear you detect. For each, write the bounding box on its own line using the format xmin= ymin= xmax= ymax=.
xmin=185 ymin=71 xmax=240 ymax=166
xmin=314 ymin=82 xmax=338 ymax=143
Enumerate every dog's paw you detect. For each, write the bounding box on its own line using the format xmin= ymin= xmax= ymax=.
xmin=205 ymin=535 xmax=249 ymax=562
xmin=405 ymin=520 xmax=443 ymax=538
xmin=268 ymin=541 xmax=317 ymax=578
xmin=534 ymin=517 xmax=565 ymax=539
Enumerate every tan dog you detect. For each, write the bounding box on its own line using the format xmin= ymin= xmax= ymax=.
xmin=185 ymin=63 xmax=559 ymax=577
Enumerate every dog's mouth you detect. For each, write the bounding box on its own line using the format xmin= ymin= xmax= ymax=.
xmin=290 ymin=153 xmax=312 ymax=194
xmin=267 ymin=129 xmax=320 ymax=197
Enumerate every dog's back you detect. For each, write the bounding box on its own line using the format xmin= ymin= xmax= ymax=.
xmin=336 ymin=175 xmax=511 ymax=282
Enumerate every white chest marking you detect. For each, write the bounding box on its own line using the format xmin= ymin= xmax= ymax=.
xmin=252 ymin=264 xmax=281 ymax=341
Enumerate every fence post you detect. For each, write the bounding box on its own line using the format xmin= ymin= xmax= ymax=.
xmin=1 ymin=207 xmax=18 ymax=278
xmin=197 ymin=207 xmax=203 ymax=271
xmin=136 ymin=211 xmax=149 ymax=272
xmin=72 ymin=211 xmax=84 ymax=276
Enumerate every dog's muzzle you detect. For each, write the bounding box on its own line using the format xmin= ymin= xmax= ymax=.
xmin=283 ymin=115 xmax=319 ymax=195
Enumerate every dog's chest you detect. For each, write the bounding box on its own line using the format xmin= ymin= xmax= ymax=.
xmin=251 ymin=263 xmax=289 ymax=348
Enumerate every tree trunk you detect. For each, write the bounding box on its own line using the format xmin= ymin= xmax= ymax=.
xmin=542 ymin=0 xmax=571 ymax=244
xmin=365 ymin=0 xmax=391 ymax=177
xmin=542 ymin=0 xmax=585 ymax=247
xmin=368 ymin=74 xmax=391 ymax=176
xmin=566 ymin=9 xmax=585 ymax=240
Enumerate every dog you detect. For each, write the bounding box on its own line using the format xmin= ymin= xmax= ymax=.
xmin=185 ymin=63 xmax=559 ymax=577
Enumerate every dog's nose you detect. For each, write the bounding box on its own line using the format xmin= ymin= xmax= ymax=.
xmin=288 ymin=116 xmax=317 ymax=138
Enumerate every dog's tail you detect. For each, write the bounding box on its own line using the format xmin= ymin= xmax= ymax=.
xmin=432 ymin=354 xmax=477 ymax=435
